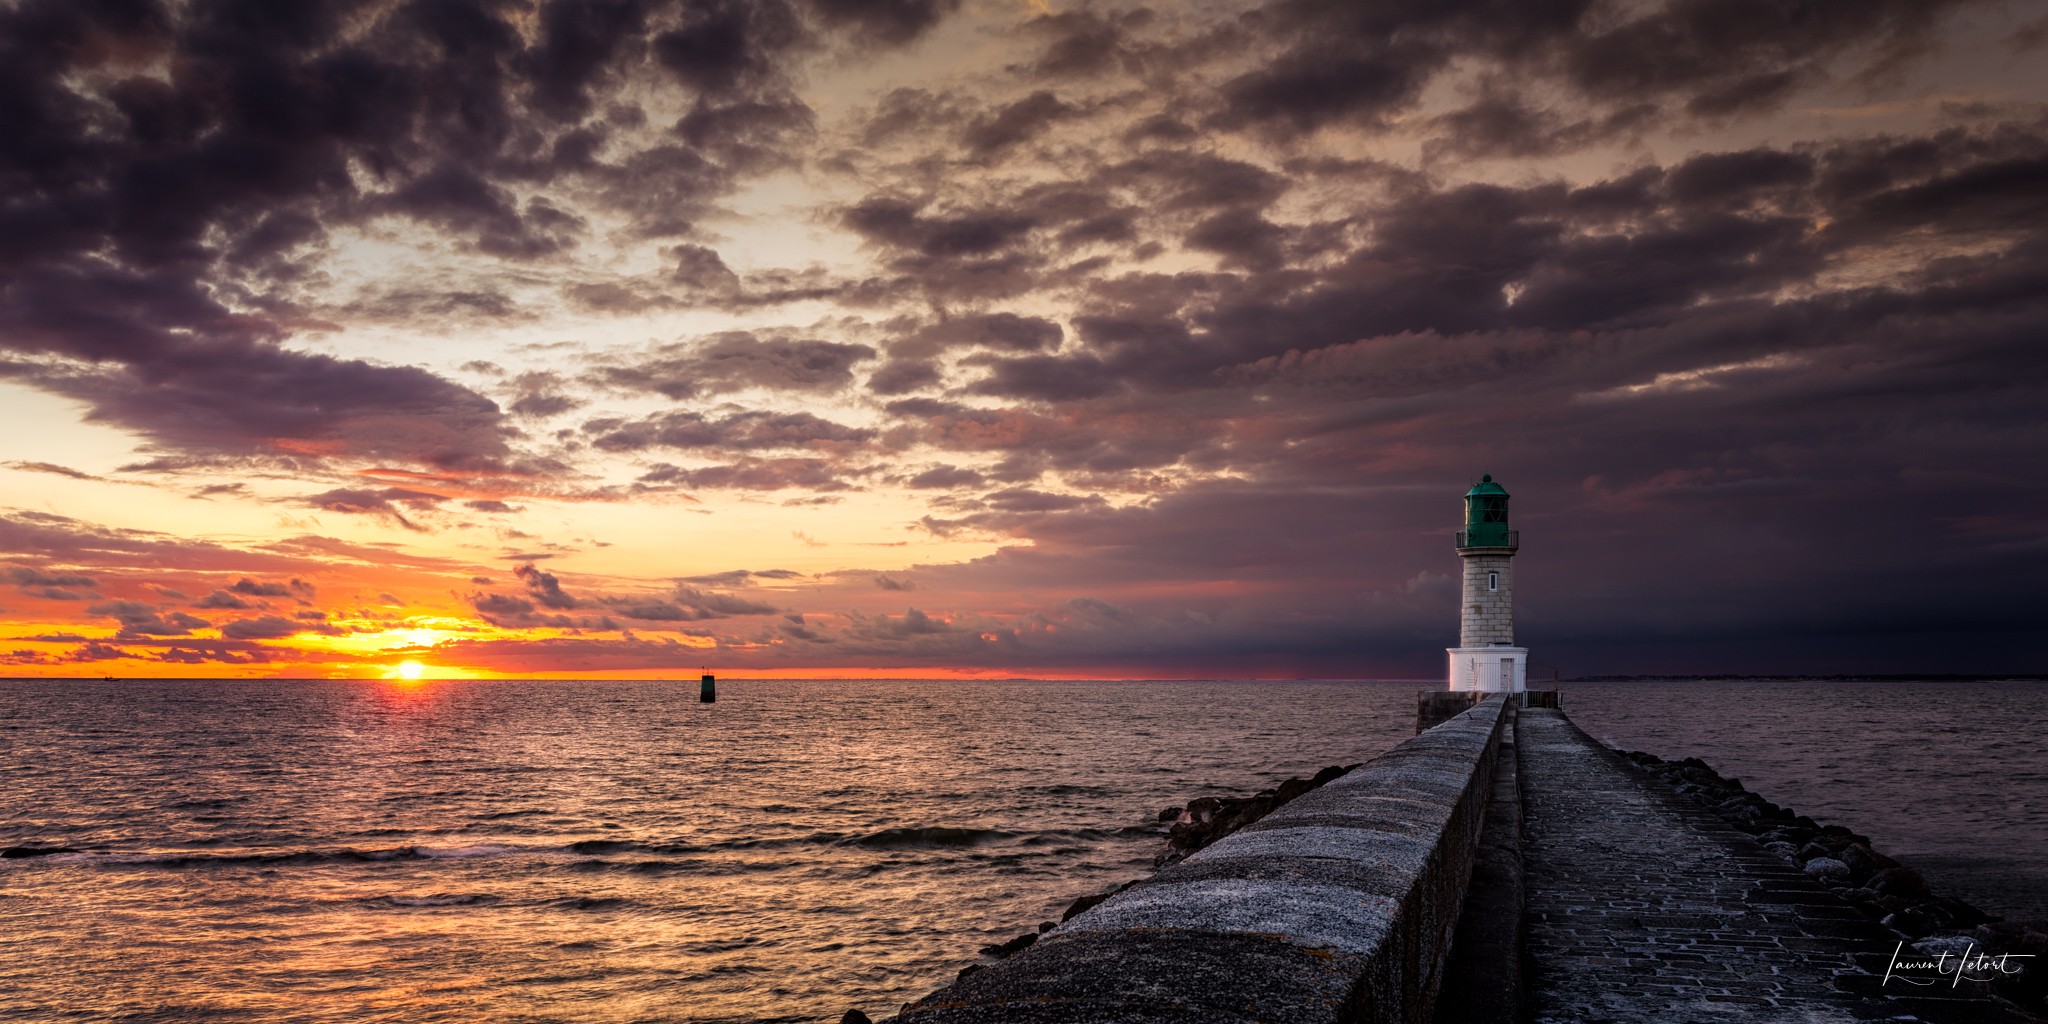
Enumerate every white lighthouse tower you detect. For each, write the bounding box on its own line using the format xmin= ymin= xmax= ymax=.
xmin=1448 ymin=474 xmax=1527 ymax=693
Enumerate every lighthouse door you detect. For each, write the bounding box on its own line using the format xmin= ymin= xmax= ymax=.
xmin=1499 ymin=658 xmax=1514 ymax=691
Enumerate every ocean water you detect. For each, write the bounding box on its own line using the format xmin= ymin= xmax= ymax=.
xmin=0 ymin=679 xmax=1417 ymax=1024
xmin=2 ymin=679 xmax=2041 ymax=1023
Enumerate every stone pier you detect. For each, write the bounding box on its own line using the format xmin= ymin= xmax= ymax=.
xmin=876 ymin=701 xmax=2042 ymax=1023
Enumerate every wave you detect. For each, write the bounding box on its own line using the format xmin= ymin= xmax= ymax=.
xmin=375 ymin=892 xmax=501 ymax=908
xmin=2 ymin=845 xmax=78 ymax=859
xmin=11 ymin=825 xmax=1129 ymax=872
xmin=23 ymin=843 xmax=532 ymax=868
xmin=549 ymin=895 xmax=631 ymax=911
xmin=846 ymin=826 xmax=1013 ymax=849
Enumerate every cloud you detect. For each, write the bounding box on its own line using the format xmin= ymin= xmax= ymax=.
xmin=467 ymin=564 xmax=777 ymax=628
xmin=963 ymin=90 xmax=1074 ymax=159
xmin=594 ymin=332 xmax=877 ymax=399
xmin=638 ymin=457 xmax=859 ymax=491
xmin=608 ymin=586 xmax=779 ymax=620
xmin=230 ymin=577 xmax=314 ymax=599
xmin=3 ymin=565 xmax=97 ymax=591
xmin=586 ymin=409 xmax=874 ymax=453
xmin=3 ymin=461 xmax=100 ymax=481
xmin=515 ymin=563 xmax=578 ymax=609
xmin=303 ymin=487 xmax=449 ymax=530
xmin=219 ymin=615 xmax=319 ymax=640
xmin=1 ymin=0 xmax=2042 ymax=678
xmin=88 ymin=601 xmax=210 ymax=638
xmin=677 ymin=568 xmax=805 ymax=586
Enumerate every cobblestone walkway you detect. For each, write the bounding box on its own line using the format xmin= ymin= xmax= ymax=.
xmin=1519 ymin=707 xmax=2030 ymax=1024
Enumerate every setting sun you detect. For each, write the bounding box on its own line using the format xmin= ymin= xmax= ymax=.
xmin=397 ymin=661 xmax=425 ymax=681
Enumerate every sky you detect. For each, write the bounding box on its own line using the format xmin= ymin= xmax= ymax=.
xmin=1 ymin=0 xmax=2045 ymax=680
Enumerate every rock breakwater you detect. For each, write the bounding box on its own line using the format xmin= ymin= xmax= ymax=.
xmin=1620 ymin=749 xmax=2048 ymax=1015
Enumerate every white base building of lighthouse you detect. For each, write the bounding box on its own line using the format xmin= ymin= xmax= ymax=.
xmin=1447 ymin=645 xmax=1528 ymax=693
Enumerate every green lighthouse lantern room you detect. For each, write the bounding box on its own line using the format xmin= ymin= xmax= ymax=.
xmin=1459 ymin=474 xmax=1516 ymax=550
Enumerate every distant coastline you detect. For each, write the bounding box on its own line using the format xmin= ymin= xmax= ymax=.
xmin=1564 ymin=674 xmax=2048 ymax=683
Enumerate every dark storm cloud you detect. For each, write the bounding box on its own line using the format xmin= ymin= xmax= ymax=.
xmin=963 ymin=354 xmax=1122 ymax=401
xmin=1421 ymin=88 xmax=1657 ymax=162
xmin=375 ymin=165 xmax=586 ymax=259
xmin=594 ymin=333 xmax=877 ymax=399
xmin=0 ymin=0 xmax=548 ymax=471
xmin=962 ymin=91 xmax=1075 ymax=159
xmin=843 ymin=198 xmax=1038 ymax=258
xmin=822 ymin=76 xmax=2046 ymax=673
xmin=1033 ymin=126 xmax=2044 ymax=396
xmin=806 ymin=0 xmax=959 ymax=45
xmin=839 ymin=197 xmax=1047 ymax=300
xmin=584 ymin=409 xmax=874 ymax=453
xmin=1213 ymin=35 xmax=1442 ymax=136
xmin=888 ymin=312 xmax=1064 ymax=360
xmin=521 ymin=0 xmax=657 ymax=122
xmin=879 ymin=397 xmax=1225 ymax=480
xmin=1193 ymin=0 xmax=1983 ymax=141
xmin=866 ymin=358 xmax=943 ymax=395
xmin=0 ymin=0 xmax=964 ymax=478
xmin=1018 ymin=9 xmax=1149 ymax=79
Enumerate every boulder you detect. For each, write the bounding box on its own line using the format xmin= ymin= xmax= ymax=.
xmin=1912 ymin=935 xmax=1977 ymax=959
xmin=1884 ymin=907 xmax=1938 ymax=938
xmin=1059 ymin=891 xmax=1112 ymax=922
xmin=1869 ymin=866 xmax=1931 ymax=900
xmin=1803 ymin=857 xmax=1851 ymax=880
xmin=979 ymin=932 xmax=1038 ymax=958
xmin=1839 ymin=843 xmax=1900 ymax=879
xmin=1932 ymin=897 xmax=1993 ymax=928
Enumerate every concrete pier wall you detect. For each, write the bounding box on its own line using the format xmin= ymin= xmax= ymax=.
xmin=896 ymin=694 xmax=1511 ymax=1024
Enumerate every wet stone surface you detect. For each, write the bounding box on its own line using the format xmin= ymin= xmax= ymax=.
xmin=1519 ymin=708 xmax=2036 ymax=1024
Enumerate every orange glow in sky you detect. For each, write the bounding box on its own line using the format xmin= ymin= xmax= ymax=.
xmin=2 ymin=1 xmax=2043 ymax=680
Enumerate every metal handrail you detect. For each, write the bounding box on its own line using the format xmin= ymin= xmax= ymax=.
xmin=1455 ymin=529 xmax=1520 ymax=549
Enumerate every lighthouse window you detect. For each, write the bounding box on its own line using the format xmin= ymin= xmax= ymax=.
xmin=1487 ymin=572 xmax=1499 ymax=591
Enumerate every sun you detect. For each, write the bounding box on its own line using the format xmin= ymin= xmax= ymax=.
xmin=397 ymin=660 xmax=426 ymax=681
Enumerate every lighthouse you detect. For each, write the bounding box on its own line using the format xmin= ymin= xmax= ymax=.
xmin=1447 ymin=474 xmax=1528 ymax=693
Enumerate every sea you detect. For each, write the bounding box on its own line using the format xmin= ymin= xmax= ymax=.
xmin=1 ymin=678 xmax=2042 ymax=1023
